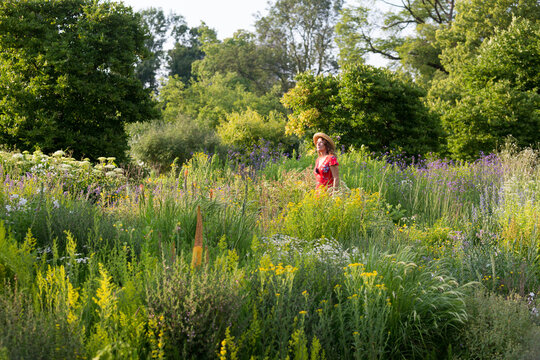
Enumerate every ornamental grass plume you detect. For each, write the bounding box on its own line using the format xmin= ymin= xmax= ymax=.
xmin=191 ymin=205 xmax=204 ymax=268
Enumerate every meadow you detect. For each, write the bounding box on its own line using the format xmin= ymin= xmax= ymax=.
xmin=0 ymin=145 xmax=539 ymax=359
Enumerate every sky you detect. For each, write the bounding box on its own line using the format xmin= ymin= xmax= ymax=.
xmin=120 ymin=0 xmax=269 ymax=39
xmin=119 ymin=0 xmax=389 ymax=67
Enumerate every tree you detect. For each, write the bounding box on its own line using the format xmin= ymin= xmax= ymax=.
xmin=0 ymin=0 xmax=157 ymax=161
xmin=336 ymin=0 xmax=455 ymax=83
xmin=192 ymin=30 xmax=291 ymax=94
xmin=160 ymin=73 xmax=284 ymax=128
xmin=282 ymin=65 xmax=442 ymax=154
xmin=166 ymin=25 xmax=205 ymax=84
xmin=429 ymin=14 xmax=540 ymax=159
xmin=255 ymin=0 xmax=343 ymax=77
xmin=135 ymin=7 xmax=187 ymax=92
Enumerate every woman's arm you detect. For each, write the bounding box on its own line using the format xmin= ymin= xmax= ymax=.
xmin=330 ymin=164 xmax=339 ymax=188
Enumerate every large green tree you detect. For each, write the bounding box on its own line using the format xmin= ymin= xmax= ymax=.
xmin=192 ymin=30 xmax=291 ymax=94
xmin=429 ymin=9 xmax=540 ymax=159
xmin=282 ymin=65 xmax=442 ymax=154
xmin=135 ymin=7 xmax=189 ymax=91
xmin=336 ymin=0 xmax=455 ymax=84
xmin=0 ymin=0 xmax=157 ymax=161
xmin=256 ymin=0 xmax=343 ymax=77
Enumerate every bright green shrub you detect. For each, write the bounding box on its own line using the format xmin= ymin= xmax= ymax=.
xmin=274 ymin=189 xmax=391 ymax=245
xmin=128 ymin=116 xmax=222 ymax=173
xmin=217 ymin=109 xmax=295 ymax=149
xmin=0 ymin=223 xmax=35 ymax=289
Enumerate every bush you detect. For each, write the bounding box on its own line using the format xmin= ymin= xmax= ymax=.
xmin=282 ymin=65 xmax=443 ymax=155
xmin=454 ymin=290 xmax=540 ymax=359
xmin=0 ymin=286 xmax=84 ymax=359
xmin=146 ymin=253 xmax=245 ymax=359
xmin=217 ymin=109 xmax=296 ymax=149
xmin=274 ymin=189 xmax=391 ymax=246
xmin=128 ymin=116 xmax=222 ymax=173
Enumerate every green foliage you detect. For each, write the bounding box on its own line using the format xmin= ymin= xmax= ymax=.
xmin=0 ymin=287 xmax=84 ymax=359
xmin=167 ymin=25 xmax=205 ymax=83
xmin=282 ymin=65 xmax=443 ymax=155
xmin=255 ymin=0 xmax=343 ymax=76
xmin=217 ymin=109 xmax=295 ymax=149
xmin=427 ymin=0 xmax=540 ymax=159
xmin=0 ymin=149 xmax=126 ymax=192
xmin=127 ymin=116 xmax=222 ymax=172
xmin=192 ymin=30 xmax=289 ymax=94
xmin=454 ymin=290 xmax=540 ymax=359
xmin=160 ymin=73 xmax=284 ymax=128
xmin=146 ymin=254 xmax=245 ymax=360
xmin=275 ymin=189 xmax=390 ymax=246
xmin=136 ymin=8 xmax=192 ymax=91
xmin=0 ymin=0 xmax=157 ymax=161
xmin=335 ymin=0 xmax=453 ymax=82
xmin=0 ymin=223 xmax=36 ymax=290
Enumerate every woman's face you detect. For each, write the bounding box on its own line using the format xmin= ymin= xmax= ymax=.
xmin=316 ymin=138 xmax=327 ymax=153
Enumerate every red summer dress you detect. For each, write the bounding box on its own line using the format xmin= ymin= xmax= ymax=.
xmin=314 ymin=155 xmax=338 ymax=188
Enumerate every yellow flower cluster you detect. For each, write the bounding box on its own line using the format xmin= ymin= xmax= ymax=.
xmin=258 ymin=262 xmax=298 ymax=275
xmin=360 ymin=270 xmax=378 ymax=278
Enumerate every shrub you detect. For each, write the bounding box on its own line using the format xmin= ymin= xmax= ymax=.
xmin=454 ymin=290 xmax=540 ymax=359
xmin=146 ymin=253 xmax=245 ymax=359
xmin=217 ymin=109 xmax=295 ymax=149
xmin=0 ymin=286 xmax=84 ymax=359
xmin=128 ymin=116 xmax=222 ymax=173
xmin=274 ymin=189 xmax=391 ymax=246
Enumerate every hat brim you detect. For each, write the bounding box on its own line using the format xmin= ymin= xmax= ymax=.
xmin=313 ymin=132 xmax=336 ymax=152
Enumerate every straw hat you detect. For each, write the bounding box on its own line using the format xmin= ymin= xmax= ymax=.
xmin=313 ymin=132 xmax=336 ymax=153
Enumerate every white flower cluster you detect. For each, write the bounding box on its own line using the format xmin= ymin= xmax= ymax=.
xmin=261 ymin=233 xmax=360 ymax=264
xmin=5 ymin=193 xmax=28 ymax=213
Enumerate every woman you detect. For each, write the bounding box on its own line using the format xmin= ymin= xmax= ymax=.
xmin=313 ymin=132 xmax=339 ymax=190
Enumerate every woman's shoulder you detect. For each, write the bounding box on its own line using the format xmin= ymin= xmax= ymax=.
xmin=327 ymin=154 xmax=338 ymax=165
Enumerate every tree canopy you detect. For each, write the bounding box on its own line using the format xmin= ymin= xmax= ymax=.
xmin=282 ymin=65 xmax=442 ymax=155
xmin=0 ymin=0 xmax=157 ymax=161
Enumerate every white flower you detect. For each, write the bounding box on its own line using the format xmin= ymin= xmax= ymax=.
xmin=18 ymin=198 xmax=27 ymax=207
xmin=9 ymin=194 xmax=19 ymax=200
xmin=5 ymin=205 xmax=11 ymax=212
xmin=52 ymin=200 xmax=60 ymax=209
xmin=52 ymin=150 xmax=65 ymax=157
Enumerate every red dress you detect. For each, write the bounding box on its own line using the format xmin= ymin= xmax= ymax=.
xmin=314 ymin=155 xmax=338 ymax=188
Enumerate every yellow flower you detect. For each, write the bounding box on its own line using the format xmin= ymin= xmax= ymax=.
xmin=299 ymin=310 xmax=307 ymax=315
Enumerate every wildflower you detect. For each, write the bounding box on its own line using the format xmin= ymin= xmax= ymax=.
xmin=299 ymin=310 xmax=307 ymax=315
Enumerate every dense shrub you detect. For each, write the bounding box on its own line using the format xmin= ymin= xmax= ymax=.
xmin=217 ymin=109 xmax=296 ymax=149
xmin=0 ymin=287 xmax=84 ymax=359
xmin=274 ymin=189 xmax=392 ymax=246
xmin=128 ymin=116 xmax=222 ymax=172
xmin=454 ymin=290 xmax=540 ymax=359
xmin=146 ymin=254 xmax=245 ymax=360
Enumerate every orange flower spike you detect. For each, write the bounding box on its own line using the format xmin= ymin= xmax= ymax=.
xmin=191 ymin=205 xmax=204 ymax=268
